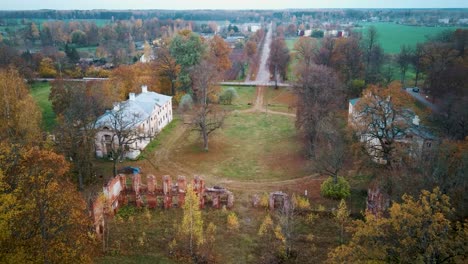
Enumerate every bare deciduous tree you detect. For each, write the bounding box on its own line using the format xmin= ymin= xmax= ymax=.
xmin=352 ymin=83 xmax=414 ymax=166
xmin=397 ymin=45 xmax=413 ymax=87
xmin=97 ymin=103 xmax=146 ymax=176
xmin=363 ymin=26 xmax=385 ymax=84
xmin=295 ymin=64 xmax=344 ymax=157
xmin=190 ymin=60 xmax=226 ymax=151
xmin=268 ymin=37 xmax=290 ymax=88
xmin=314 ymin=120 xmax=346 ymax=184
xmin=53 ymin=81 xmax=109 ymax=189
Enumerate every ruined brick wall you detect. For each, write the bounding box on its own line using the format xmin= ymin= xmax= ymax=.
xmin=90 ymin=173 xmax=234 ymax=234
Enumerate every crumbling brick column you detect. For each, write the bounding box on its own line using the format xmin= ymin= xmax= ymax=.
xmin=177 ymin=176 xmax=186 ymax=207
xmin=147 ymin=175 xmax=156 ymax=193
xmin=227 ymin=191 xmax=234 ymax=209
xmin=146 ymin=175 xmax=157 ymax=208
xmin=212 ymin=195 xmax=220 ymax=209
xmin=163 ymin=175 xmax=172 ymax=209
xmin=193 ymin=176 xmax=205 ymax=208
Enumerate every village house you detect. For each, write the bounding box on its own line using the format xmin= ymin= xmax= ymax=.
xmin=94 ymin=85 xmax=172 ymax=160
xmin=348 ymin=97 xmax=436 ymax=164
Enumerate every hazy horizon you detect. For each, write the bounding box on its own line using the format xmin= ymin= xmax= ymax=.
xmin=2 ymin=0 xmax=468 ymax=11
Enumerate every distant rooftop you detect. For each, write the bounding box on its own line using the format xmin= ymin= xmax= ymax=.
xmin=96 ymin=87 xmax=171 ymax=128
xmin=349 ymin=98 xmax=360 ymax=106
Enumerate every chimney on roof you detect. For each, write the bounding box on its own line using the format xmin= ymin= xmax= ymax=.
xmin=129 ymin=93 xmax=136 ymax=101
xmin=142 ymin=85 xmax=148 ymax=93
xmin=412 ymin=115 xmax=420 ymax=126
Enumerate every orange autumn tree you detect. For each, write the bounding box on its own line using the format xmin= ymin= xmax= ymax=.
xmin=106 ymin=63 xmax=162 ymax=101
xmin=0 ymin=145 xmax=97 ymax=263
xmin=207 ymin=35 xmax=232 ymax=74
xmin=154 ymin=46 xmax=181 ymax=96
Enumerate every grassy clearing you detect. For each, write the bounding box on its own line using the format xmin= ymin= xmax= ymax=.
xmin=169 ymin=112 xmax=309 ymax=181
xmin=264 ymin=87 xmax=297 ymax=114
xmin=139 ymin=118 xmax=181 ymax=160
xmin=219 ymin=85 xmax=256 ymax=111
xmin=355 ymin=22 xmax=467 ymax=54
xmin=29 ymin=81 xmax=56 ymax=131
xmin=77 ymin=46 xmax=98 ymax=54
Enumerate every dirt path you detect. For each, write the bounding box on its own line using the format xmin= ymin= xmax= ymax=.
xmin=218 ymin=174 xmax=322 ymax=190
xmin=239 ymin=85 xmax=296 ymax=117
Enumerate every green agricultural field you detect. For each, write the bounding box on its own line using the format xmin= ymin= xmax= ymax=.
xmin=29 ymin=81 xmax=56 ymax=131
xmin=355 ymin=22 xmax=466 ymax=54
xmin=76 ymin=45 xmax=98 ymax=55
xmin=285 ymin=37 xmax=299 ymax=51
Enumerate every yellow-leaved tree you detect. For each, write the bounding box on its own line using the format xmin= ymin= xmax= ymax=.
xmin=327 ymin=188 xmax=467 ymax=263
xmin=0 ymin=67 xmax=42 ymax=145
xmin=0 ymin=144 xmax=97 ymax=263
xmin=180 ymin=184 xmax=204 ymax=259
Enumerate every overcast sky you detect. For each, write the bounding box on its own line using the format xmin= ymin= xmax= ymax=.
xmin=2 ymin=0 xmax=468 ymax=10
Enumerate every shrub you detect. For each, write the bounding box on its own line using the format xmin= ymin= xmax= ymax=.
xmin=178 ymin=94 xmax=193 ymax=112
xmin=259 ymin=192 xmax=270 ymax=208
xmin=116 ymin=205 xmax=137 ymax=220
xmin=219 ymin=87 xmax=238 ymax=105
xmin=227 ymin=212 xmax=240 ymax=231
xmin=292 ymin=194 xmax=310 ymax=210
xmin=320 ymin=176 xmax=351 ymax=200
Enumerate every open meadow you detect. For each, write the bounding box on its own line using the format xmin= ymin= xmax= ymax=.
xmin=355 ymin=22 xmax=467 ymax=53
xmin=29 ymin=81 xmax=56 ymax=131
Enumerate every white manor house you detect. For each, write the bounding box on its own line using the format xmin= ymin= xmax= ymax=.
xmin=95 ymin=85 xmax=173 ymax=159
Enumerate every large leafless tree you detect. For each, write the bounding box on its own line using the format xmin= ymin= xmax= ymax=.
xmin=294 ymin=64 xmax=344 ymax=157
xmin=51 ymin=80 xmax=110 ymax=189
xmin=268 ymin=37 xmax=290 ymax=88
xmin=99 ymin=103 xmax=146 ymax=176
xmin=190 ymin=60 xmax=226 ymax=151
xmin=362 ymin=26 xmax=385 ymax=84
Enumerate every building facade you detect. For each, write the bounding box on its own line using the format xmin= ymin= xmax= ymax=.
xmin=95 ymin=85 xmax=172 ymax=160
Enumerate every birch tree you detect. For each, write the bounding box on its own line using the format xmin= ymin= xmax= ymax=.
xmin=181 ymin=184 xmax=204 ymax=259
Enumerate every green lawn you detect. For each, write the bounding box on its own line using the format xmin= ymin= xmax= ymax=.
xmin=171 ymin=112 xmax=308 ymax=181
xmin=76 ymin=46 xmax=98 ymax=54
xmin=355 ymin=22 xmax=467 ymax=54
xmin=264 ymin=87 xmax=297 ymax=114
xmin=139 ymin=118 xmax=181 ymax=160
xmin=29 ymin=81 xmax=56 ymax=132
xmin=220 ymin=85 xmax=256 ymax=110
